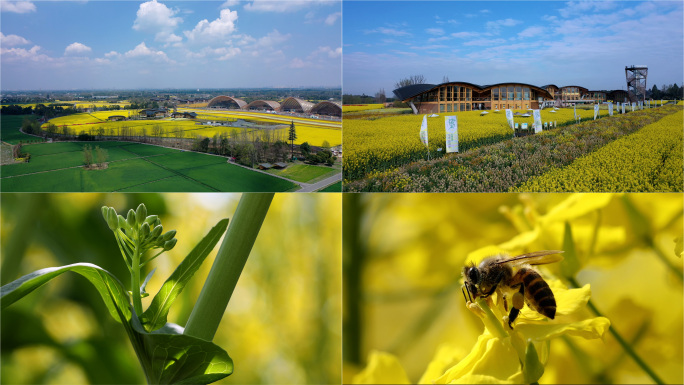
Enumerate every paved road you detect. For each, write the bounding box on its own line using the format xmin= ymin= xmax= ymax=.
xmin=297 ymin=172 xmax=342 ymax=192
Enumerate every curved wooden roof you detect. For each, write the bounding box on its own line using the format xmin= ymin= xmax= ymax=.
xmin=280 ymin=97 xmax=314 ymax=113
xmin=311 ymin=101 xmax=341 ymax=116
xmin=207 ymin=95 xmax=247 ymax=109
xmin=246 ymin=100 xmax=281 ymax=110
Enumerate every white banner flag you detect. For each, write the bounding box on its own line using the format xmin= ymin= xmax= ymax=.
xmin=420 ymin=115 xmax=428 ymax=147
xmin=533 ymin=110 xmax=542 ymax=133
xmin=622 ymin=103 xmax=625 ymax=114
xmin=661 ymin=99 xmax=664 ymax=106
xmin=593 ymin=104 xmax=599 ymax=120
xmin=505 ymin=109 xmax=514 ymax=129
xmin=445 ymin=116 xmax=458 ymax=153
xmin=608 ymin=102 xmax=613 ymax=116
xmin=573 ymin=105 xmax=577 ymax=120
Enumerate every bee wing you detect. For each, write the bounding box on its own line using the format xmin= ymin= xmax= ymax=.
xmin=493 ymin=250 xmax=564 ymax=266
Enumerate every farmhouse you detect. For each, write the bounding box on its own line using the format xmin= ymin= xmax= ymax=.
xmin=139 ymin=108 xmax=169 ymax=118
xmin=394 ymin=81 xmax=633 ymax=114
xmin=171 ymin=111 xmax=197 ymax=119
xmin=108 ymin=115 xmax=127 ymax=121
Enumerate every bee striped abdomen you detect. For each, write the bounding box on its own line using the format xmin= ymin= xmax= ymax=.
xmin=521 ymin=268 xmax=556 ymax=319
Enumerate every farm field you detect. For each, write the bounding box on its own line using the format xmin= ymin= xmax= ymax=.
xmin=318 ymin=181 xmax=342 ymax=192
xmin=515 ymin=110 xmax=683 ymax=192
xmin=42 ymin=109 xmax=341 ymax=147
xmin=342 ymin=104 xmax=385 ymax=112
xmin=0 ymin=141 xmax=299 ymax=192
xmin=344 ymin=106 xmax=607 ymax=181
xmin=264 ymin=163 xmax=337 ymax=183
xmin=1 ymin=115 xmax=44 ymax=144
xmin=343 ymin=105 xmax=682 ymax=192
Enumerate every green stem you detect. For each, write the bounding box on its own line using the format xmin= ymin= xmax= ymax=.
xmin=566 ymin=277 xmax=664 ymax=384
xmin=131 ymin=234 xmax=143 ymax=317
xmin=476 ymin=298 xmax=508 ymax=339
xmin=184 ymin=193 xmax=274 ymax=341
xmin=651 ymin=244 xmax=683 ymax=282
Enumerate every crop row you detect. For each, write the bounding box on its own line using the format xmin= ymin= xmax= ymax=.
xmin=342 ymin=104 xmax=385 ymax=112
xmin=343 ymin=107 xmax=610 ymax=181
xmin=514 ymin=110 xmax=683 ymax=192
xmin=343 ymin=105 xmax=681 ymax=192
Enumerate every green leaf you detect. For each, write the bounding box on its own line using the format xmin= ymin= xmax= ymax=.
xmin=1 ymin=263 xmax=233 ymax=384
xmin=133 ymin=321 xmax=234 ymax=385
xmin=560 ymin=222 xmax=580 ymax=278
xmin=142 ymin=218 xmax=229 ymax=332
xmin=523 ymin=341 xmax=544 ymax=384
xmin=1 ymin=262 xmax=131 ymax=323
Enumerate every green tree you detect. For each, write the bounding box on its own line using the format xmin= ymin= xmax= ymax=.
xmin=83 ymin=144 xmax=93 ymax=167
xmin=288 ymin=120 xmax=297 ymax=160
xmin=300 ymin=141 xmax=311 ymax=156
xmin=95 ymin=146 xmax=108 ymax=167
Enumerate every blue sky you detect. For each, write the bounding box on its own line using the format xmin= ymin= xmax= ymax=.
xmin=1 ymin=0 xmax=341 ymax=90
xmin=343 ymin=1 xmax=683 ymax=96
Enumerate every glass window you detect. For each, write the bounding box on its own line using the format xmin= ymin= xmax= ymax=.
xmin=515 ymin=86 xmax=522 ymax=100
xmin=493 ymin=88 xmax=499 ymax=100
xmin=447 ymin=104 xmax=452 ymax=112
xmin=466 ymin=88 xmax=472 ymax=101
xmin=440 ymin=104 xmax=445 ymax=112
xmin=439 ymin=87 xmax=445 ymax=102
xmin=500 ymin=87 xmax=507 ymax=100
xmin=523 ymin=87 xmax=530 ymax=100
xmin=508 ymin=86 xmax=515 ymax=100
xmin=466 ymin=103 xmax=471 ymax=111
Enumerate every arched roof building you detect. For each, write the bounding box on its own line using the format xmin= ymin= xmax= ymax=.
xmin=311 ymin=101 xmax=341 ymax=117
xmin=246 ymin=100 xmax=281 ymax=111
xmin=207 ymin=96 xmax=247 ymax=109
xmin=393 ymin=81 xmax=552 ymax=114
xmin=280 ymin=97 xmax=314 ymax=113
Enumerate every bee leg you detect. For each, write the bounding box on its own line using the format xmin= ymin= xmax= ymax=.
xmin=507 ymin=285 xmax=525 ymax=329
xmin=503 ymin=294 xmax=508 ymax=312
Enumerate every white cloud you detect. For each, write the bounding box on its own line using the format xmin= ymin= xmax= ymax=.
xmin=451 ymin=31 xmax=479 ymax=39
xmin=559 ymin=1 xmax=617 ymax=18
xmin=1 ymin=1 xmax=36 ymax=13
xmin=104 ymin=51 xmax=121 ymax=58
xmin=64 ymin=42 xmax=92 ymax=55
xmin=325 ymin=11 xmax=341 ymax=25
xmin=220 ymin=0 xmax=241 ymax=8
xmin=257 ymin=29 xmax=290 ymax=47
xmin=1 ymin=45 xmax=51 ymax=62
xmin=133 ymin=0 xmax=182 ymax=42
xmin=365 ymin=27 xmax=411 ymax=37
xmin=185 ymin=8 xmax=238 ymax=41
xmin=245 ymin=0 xmax=330 ymax=13
xmin=215 ymin=46 xmax=241 ymax=60
xmin=310 ymin=46 xmax=341 ymax=59
xmin=485 ymin=18 xmax=522 ymax=34
xmin=518 ymin=26 xmax=545 ymax=39
xmin=1 ymin=32 xmax=30 ymax=47
xmin=124 ymin=42 xmax=170 ymax=62
xmin=463 ymin=38 xmax=507 ymax=46
xmin=426 ymin=28 xmax=444 ymax=36
xmin=289 ymin=57 xmax=307 ymax=68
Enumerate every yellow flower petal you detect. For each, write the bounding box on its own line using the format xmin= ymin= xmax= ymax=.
xmin=353 ymin=350 xmax=411 ymax=384
xmin=515 ymin=316 xmax=611 ymax=341
xmin=540 ymin=193 xmax=615 ymax=226
xmin=433 ymin=334 xmax=521 ymax=384
xmin=519 ymin=282 xmax=592 ymax=320
xmin=418 ymin=344 xmax=466 ymax=384
xmin=450 ymin=373 xmax=523 ymax=384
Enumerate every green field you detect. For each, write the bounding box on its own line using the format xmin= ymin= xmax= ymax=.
xmin=318 ymin=181 xmax=342 ymax=192
xmin=0 ymin=141 xmax=299 ymax=192
xmin=265 ymin=163 xmax=337 ymax=183
xmin=1 ymin=115 xmax=44 ymax=144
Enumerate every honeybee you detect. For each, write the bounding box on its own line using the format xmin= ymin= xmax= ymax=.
xmin=462 ymin=250 xmax=564 ymax=328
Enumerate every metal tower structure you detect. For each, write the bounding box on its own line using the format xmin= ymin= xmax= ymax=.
xmin=625 ymin=65 xmax=648 ymax=102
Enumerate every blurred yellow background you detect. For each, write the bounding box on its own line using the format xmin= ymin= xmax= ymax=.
xmin=343 ymin=193 xmax=683 ymax=384
xmin=1 ymin=193 xmax=341 ymax=384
